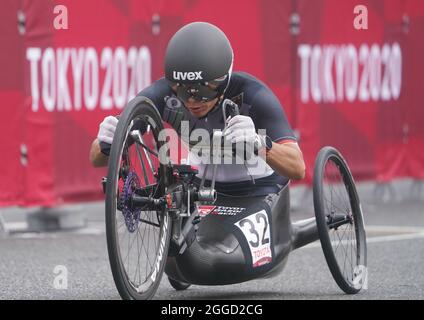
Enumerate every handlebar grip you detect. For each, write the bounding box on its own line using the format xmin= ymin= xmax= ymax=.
xmin=223 ymin=99 xmax=240 ymax=119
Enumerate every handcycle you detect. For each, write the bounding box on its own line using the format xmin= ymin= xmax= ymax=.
xmin=103 ymin=96 xmax=367 ymax=300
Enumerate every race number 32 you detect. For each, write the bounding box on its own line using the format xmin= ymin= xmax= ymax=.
xmin=235 ymin=210 xmax=272 ymax=268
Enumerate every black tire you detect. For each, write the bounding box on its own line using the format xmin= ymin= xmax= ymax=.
xmin=313 ymin=147 xmax=367 ymax=294
xmin=105 ymin=96 xmax=172 ymax=300
xmin=168 ymin=277 xmax=191 ymax=291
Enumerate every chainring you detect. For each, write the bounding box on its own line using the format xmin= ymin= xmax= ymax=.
xmin=119 ymin=171 xmax=142 ymax=233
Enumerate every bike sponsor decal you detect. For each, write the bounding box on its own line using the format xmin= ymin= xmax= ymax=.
xmin=197 ymin=205 xmax=216 ymax=217
xmin=197 ymin=206 xmax=246 ymax=217
xmin=212 ymin=207 xmax=246 ymax=216
xmin=149 ymin=213 xmax=168 ymax=284
xmin=235 ymin=210 xmax=272 ymax=268
xmin=173 ymin=71 xmax=203 ymax=81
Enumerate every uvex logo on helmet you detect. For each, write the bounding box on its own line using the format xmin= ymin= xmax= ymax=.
xmin=173 ymin=71 xmax=203 ymax=81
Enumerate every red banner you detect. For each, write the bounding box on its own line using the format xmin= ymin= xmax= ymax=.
xmin=295 ymin=0 xmax=424 ymax=183
xmin=1 ymin=0 xmax=423 ymax=206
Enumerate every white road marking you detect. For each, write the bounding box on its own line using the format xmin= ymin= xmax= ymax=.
xmin=4 ymin=222 xmax=104 ymax=238
xmin=4 ymin=222 xmax=424 ymax=244
xmin=365 ymin=225 xmax=424 ymax=234
xmin=302 ymin=225 xmax=424 ymax=249
xmin=4 ymin=222 xmax=27 ymax=231
xmin=365 ymin=232 xmax=424 ymax=243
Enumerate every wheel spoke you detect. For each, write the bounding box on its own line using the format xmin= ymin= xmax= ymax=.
xmin=324 ymin=199 xmax=349 ymax=216
xmin=139 ymin=219 xmax=152 ymax=266
xmin=124 ymin=230 xmax=139 ymax=269
xmin=139 ymin=216 xmax=160 ymax=228
xmin=134 ymin=227 xmax=141 ymax=284
xmin=135 ymin=144 xmax=150 ymax=186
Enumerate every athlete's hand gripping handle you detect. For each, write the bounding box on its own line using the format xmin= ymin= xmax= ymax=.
xmin=97 ymin=116 xmax=118 ymax=145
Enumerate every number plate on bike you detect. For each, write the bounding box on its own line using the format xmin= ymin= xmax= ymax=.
xmin=235 ymin=210 xmax=272 ymax=268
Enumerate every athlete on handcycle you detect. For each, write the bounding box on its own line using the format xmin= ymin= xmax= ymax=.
xmin=90 ymin=21 xmax=305 ymax=191
xmin=89 ymin=22 xmax=366 ymax=300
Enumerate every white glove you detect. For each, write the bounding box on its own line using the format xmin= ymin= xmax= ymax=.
xmin=223 ymin=115 xmax=265 ymax=148
xmin=97 ymin=116 xmax=118 ymax=144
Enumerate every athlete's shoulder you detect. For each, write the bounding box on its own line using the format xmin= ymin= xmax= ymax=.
xmin=136 ymin=77 xmax=172 ymax=99
xmin=134 ymin=78 xmax=173 ymax=113
xmin=227 ymin=72 xmax=278 ymax=112
xmin=228 ymin=72 xmax=273 ymax=101
xmin=230 ymin=72 xmax=295 ymax=142
xmin=229 ymin=71 xmax=265 ymax=88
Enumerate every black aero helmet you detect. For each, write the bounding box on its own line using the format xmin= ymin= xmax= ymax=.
xmin=165 ymin=22 xmax=234 ymax=102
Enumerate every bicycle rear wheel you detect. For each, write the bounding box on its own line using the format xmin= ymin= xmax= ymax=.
xmin=313 ymin=147 xmax=367 ymax=294
xmin=105 ymin=96 xmax=171 ymax=300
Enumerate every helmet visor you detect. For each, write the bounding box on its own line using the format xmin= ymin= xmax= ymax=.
xmin=176 ymin=83 xmax=219 ymax=102
xmin=169 ymin=74 xmax=229 ymax=103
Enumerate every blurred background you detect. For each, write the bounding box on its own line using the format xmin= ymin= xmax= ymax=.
xmin=0 ymin=0 xmax=423 ymax=299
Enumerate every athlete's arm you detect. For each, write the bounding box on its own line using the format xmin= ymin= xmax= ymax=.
xmin=89 ymin=79 xmax=170 ymax=168
xmin=89 ymin=139 xmax=109 ymax=167
xmin=249 ymin=83 xmax=306 ymax=180
xmin=225 ymin=115 xmax=305 ymax=180
xmin=89 ymin=115 xmax=118 ymax=167
xmin=266 ymin=141 xmax=305 ymax=180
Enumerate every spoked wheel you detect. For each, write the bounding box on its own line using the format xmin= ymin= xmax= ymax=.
xmin=313 ymin=147 xmax=367 ymax=294
xmin=105 ymin=96 xmax=171 ymax=300
xmin=168 ymin=277 xmax=191 ymax=291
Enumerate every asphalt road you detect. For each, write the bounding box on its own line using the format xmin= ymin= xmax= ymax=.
xmin=0 ymin=181 xmax=423 ymax=300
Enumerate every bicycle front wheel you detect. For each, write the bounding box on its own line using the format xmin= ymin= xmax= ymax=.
xmin=105 ymin=96 xmax=171 ymax=300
